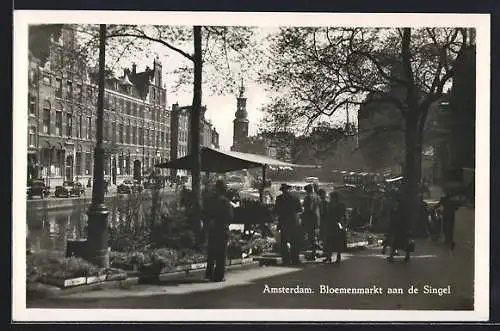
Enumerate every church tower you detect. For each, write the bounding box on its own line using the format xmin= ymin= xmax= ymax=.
xmin=232 ymin=79 xmax=249 ymax=150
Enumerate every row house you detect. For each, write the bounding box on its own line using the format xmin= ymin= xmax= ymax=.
xmin=169 ymin=103 xmax=219 ymax=180
xmin=27 ymin=27 xmax=170 ymax=187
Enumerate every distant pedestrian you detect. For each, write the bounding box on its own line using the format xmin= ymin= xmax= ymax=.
xmin=317 ymin=189 xmax=328 ymax=255
xmin=302 ymin=184 xmax=321 ymax=259
xmin=386 ymin=196 xmax=412 ymax=262
xmin=104 ymin=180 xmax=109 ymax=195
xmin=87 ymin=178 xmax=92 ymax=188
xmin=203 ymin=179 xmax=233 ymax=282
xmin=432 ymin=191 xmax=463 ymax=251
xmin=274 ymin=183 xmax=302 ymax=265
xmin=324 ymin=192 xmax=347 ymax=263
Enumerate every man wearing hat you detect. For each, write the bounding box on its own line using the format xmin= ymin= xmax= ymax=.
xmin=203 ymin=179 xmax=234 ymax=282
xmin=274 ymin=183 xmax=303 ymax=265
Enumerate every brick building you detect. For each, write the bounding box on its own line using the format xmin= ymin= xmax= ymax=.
xmin=170 ymin=103 xmax=219 ymax=179
xmin=27 ymin=26 xmax=170 ymax=187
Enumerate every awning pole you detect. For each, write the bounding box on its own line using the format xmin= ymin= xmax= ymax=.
xmin=260 ymin=165 xmax=267 ymax=203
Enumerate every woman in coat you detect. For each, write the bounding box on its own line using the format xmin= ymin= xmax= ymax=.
xmin=323 ymin=192 xmax=347 ymax=263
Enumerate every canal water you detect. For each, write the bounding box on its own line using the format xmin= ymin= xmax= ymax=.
xmin=26 ymin=194 xmax=175 ymax=253
xmin=26 ymin=183 xmax=337 ymax=253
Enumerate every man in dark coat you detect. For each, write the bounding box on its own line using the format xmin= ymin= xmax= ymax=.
xmin=203 ymin=179 xmax=234 ymax=282
xmin=274 ymin=183 xmax=303 ymax=265
xmin=302 ymin=184 xmax=321 ymax=259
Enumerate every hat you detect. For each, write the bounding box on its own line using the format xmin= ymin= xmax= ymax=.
xmin=279 ymin=183 xmax=292 ymax=191
xmin=305 ymin=184 xmax=313 ymax=192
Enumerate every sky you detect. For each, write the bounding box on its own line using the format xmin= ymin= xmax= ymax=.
xmin=103 ymin=27 xmax=357 ymax=150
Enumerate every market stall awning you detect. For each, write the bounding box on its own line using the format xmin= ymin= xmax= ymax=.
xmin=155 ymin=147 xmax=319 ymax=173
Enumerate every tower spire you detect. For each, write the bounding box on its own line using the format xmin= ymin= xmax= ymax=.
xmin=239 ymin=76 xmax=245 ymax=98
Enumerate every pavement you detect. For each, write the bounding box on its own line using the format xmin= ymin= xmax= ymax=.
xmin=27 ymin=206 xmax=474 ymax=311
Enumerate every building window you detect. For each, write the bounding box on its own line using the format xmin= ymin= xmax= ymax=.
xmin=139 ymin=128 xmax=144 ymax=145
xmin=119 ymin=99 xmax=124 ymax=113
xmin=77 ymin=115 xmax=82 ymax=138
xmin=126 ymin=101 xmax=131 ymax=115
xmin=28 ymin=94 xmax=36 ymax=115
xmin=54 ymin=150 xmax=64 ymax=177
xmin=161 ymin=131 xmax=165 ymax=145
xmin=42 ymin=103 xmax=50 ymax=134
xmin=85 ymin=152 xmax=92 ymax=175
xmin=66 ymin=113 xmax=73 ymax=136
xmin=145 ymin=129 xmax=150 ymax=146
xmin=76 ymin=84 xmax=82 ymax=102
xmin=67 ymin=81 xmax=73 ymax=99
xmin=29 ymin=127 xmax=36 ymax=147
xmin=126 ymin=123 xmax=130 ymax=144
xmin=139 ymin=104 xmax=144 ymax=118
xmin=76 ymin=152 xmax=82 ymax=175
xmin=105 ymin=93 xmax=110 ymax=109
xmin=87 ymin=116 xmax=92 ymax=139
xmin=55 ymin=111 xmax=63 ymax=136
xmin=112 ymin=121 xmax=116 ymax=142
xmin=133 ymin=103 xmax=137 ymax=117
xmin=156 ymin=131 xmax=160 ymax=147
xmin=55 ymin=78 xmax=62 ymax=98
xmin=132 ymin=126 xmax=137 ymax=145
xmin=119 ymin=124 xmax=124 ymax=143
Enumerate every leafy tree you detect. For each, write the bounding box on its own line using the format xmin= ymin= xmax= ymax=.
xmin=66 ymin=24 xmax=256 ymax=241
xmin=261 ymin=27 xmax=473 ymax=228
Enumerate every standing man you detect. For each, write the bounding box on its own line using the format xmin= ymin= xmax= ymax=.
xmin=274 ymin=183 xmax=303 ymax=265
xmin=204 ymin=179 xmax=233 ymax=282
xmin=302 ymin=184 xmax=321 ymax=259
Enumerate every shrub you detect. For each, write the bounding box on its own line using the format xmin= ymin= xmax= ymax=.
xmin=27 ymin=251 xmax=101 ymax=283
xmin=149 ymin=200 xmax=198 ymax=250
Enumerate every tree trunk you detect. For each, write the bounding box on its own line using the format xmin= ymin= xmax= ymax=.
xmin=415 ymin=113 xmax=426 ymax=185
xmin=403 ymin=114 xmax=420 ymax=235
xmin=190 ymin=26 xmax=203 ymax=243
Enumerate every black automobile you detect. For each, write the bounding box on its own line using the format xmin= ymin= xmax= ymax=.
xmin=117 ymin=179 xmax=143 ymax=194
xmin=55 ymin=181 xmax=85 ymax=198
xmin=27 ymin=179 xmax=50 ymax=199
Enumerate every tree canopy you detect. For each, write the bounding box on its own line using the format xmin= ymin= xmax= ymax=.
xmin=260 ymin=27 xmax=470 ymax=132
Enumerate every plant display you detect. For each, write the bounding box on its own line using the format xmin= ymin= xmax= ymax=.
xmin=27 ymin=252 xmax=102 ymax=283
xmin=234 ymin=199 xmax=275 ymax=225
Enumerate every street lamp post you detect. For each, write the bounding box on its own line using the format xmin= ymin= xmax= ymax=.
xmin=86 ymin=24 xmax=110 ymax=268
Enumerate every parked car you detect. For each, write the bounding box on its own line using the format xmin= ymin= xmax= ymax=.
xmin=27 ymin=179 xmax=50 ymax=199
xmin=117 ymin=179 xmax=143 ymax=194
xmin=227 ymin=175 xmax=246 ymax=191
xmin=55 ymin=181 xmax=85 ymax=198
